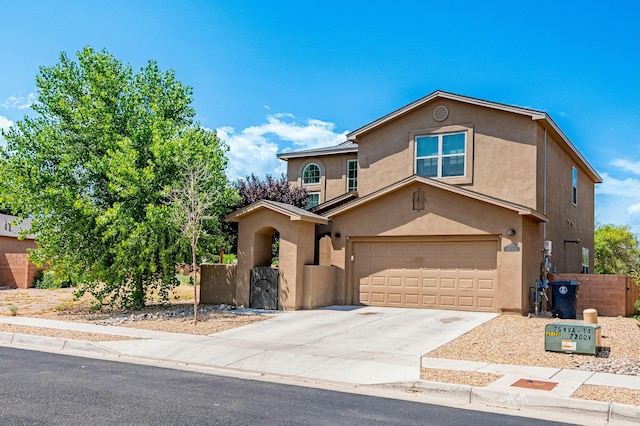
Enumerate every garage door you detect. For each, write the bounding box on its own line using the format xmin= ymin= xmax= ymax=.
xmin=354 ymin=239 xmax=497 ymax=311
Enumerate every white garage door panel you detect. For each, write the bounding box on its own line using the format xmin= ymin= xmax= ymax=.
xmin=355 ymin=239 xmax=498 ymax=312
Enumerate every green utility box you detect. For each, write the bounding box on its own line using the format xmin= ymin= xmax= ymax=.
xmin=544 ymin=322 xmax=601 ymax=355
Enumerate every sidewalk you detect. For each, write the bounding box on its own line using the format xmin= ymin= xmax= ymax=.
xmin=1 ymin=315 xmax=639 ymax=424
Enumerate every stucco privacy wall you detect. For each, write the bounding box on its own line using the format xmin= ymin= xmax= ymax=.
xmin=235 ymin=208 xmax=316 ymax=310
xmin=549 ymin=273 xmax=640 ymax=317
xmin=354 ymin=99 xmax=539 ymax=208
xmin=327 ymin=182 xmax=531 ymax=312
xmin=200 ymin=264 xmax=237 ymax=305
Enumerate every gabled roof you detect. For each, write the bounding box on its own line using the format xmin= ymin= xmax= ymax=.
xmin=347 ymin=90 xmax=601 ymax=183
xmin=276 ymin=141 xmax=357 ymax=161
xmin=0 ymin=214 xmax=35 ymax=239
xmin=323 ymin=175 xmax=548 ymax=223
xmin=226 ymin=200 xmax=329 ymax=224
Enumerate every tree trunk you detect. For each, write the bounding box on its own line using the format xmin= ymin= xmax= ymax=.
xmin=192 ymin=242 xmax=198 ymax=323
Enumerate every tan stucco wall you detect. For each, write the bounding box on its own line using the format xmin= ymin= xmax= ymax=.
xmin=235 ymin=208 xmax=316 ymax=310
xmin=200 ymin=264 xmax=237 ymax=305
xmin=354 ymin=99 xmax=539 ymax=208
xmin=302 ymin=265 xmax=336 ymax=309
xmin=286 ymin=153 xmax=358 ymax=203
xmin=541 ymin=128 xmax=596 ymax=274
xmin=327 ymin=182 xmax=530 ymax=312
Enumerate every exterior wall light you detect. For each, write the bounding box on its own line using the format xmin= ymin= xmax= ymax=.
xmin=507 ymin=229 xmax=516 ymax=236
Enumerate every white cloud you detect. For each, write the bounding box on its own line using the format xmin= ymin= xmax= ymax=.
xmin=596 ymin=172 xmax=640 ymax=196
xmin=0 ymin=115 xmax=13 ymax=132
xmin=596 ymin=171 xmax=640 ymax=235
xmin=610 ymin=158 xmax=640 ymax=176
xmin=218 ymin=113 xmax=349 ymax=182
xmin=0 ymin=115 xmax=13 ymax=145
xmin=1 ymin=93 xmax=36 ymax=110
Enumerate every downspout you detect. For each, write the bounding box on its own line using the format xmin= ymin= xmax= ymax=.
xmin=543 ymin=127 xmax=547 ymax=240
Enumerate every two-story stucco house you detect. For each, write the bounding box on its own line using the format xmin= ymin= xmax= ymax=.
xmin=228 ymin=91 xmax=601 ymax=314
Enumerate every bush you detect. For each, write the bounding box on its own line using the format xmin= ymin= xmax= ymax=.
xmin=33 ymin=270 xmax=71 ymax=289
xmin=211 ymin=253 xmax=237 ymax=264
xmin=33 ymin=270 xmax=56 ymax=289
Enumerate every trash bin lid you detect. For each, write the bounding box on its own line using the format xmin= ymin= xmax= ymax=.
xmin=550 ymin=280 xmax=580 ymax=286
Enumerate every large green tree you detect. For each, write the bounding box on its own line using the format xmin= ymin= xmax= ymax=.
xmin=594 ymin=224 xmax=640 ymax=274
xmin=0 ymin=47 xmax=234 ymax=309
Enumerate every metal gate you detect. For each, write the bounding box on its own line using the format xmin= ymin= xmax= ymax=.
xmin=250 ymin=266 xmax=278 ymax=310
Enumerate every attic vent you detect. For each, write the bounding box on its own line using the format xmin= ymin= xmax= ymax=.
xmin=433 ymin=105 xmax=449 ymax=122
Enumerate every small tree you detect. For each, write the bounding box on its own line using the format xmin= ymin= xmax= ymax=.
xmin=594 ymin=224 xmax=640 ymax=274
xmin=166 ymin=131 xmax=237 ymax=322
xmin=235 ymin=174 xmax=308 ymax=209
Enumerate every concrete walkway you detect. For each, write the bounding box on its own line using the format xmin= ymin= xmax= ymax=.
xmin=1 ymin=307 xmax=639 ymax=424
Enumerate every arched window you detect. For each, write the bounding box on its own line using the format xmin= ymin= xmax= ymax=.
xmin=302 ymin=163 xmax=321 ymax=184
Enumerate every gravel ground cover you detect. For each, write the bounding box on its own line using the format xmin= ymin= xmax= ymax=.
xmin=2 ymin=288 xmax=639 ymax=405
xmin=423 ymin=314 xmax=640 ymax=405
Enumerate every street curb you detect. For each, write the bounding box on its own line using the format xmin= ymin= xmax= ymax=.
xmin=610 ymin=402 xmax=640 ymax=424
xmin=0 ymin=332 xmax=122 ymax=356
xmin=4 ymin=332 xmax=640 ymax=424
xmin=384 ymin=380 xmax=640 ymax=423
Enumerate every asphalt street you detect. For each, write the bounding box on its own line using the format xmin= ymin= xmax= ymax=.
xmin=0 ymin=347 xmax=571 ymax=426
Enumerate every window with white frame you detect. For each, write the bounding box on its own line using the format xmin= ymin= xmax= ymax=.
xmin=302 ymin=163 xmax=321 ymax=184
xmin=346 ymin=159 xmax=357 ymax=192
xmin=306 ymin=192 xmax=320 ymax=210
xmin=572 ymin=166 xmax=578 ymax=205
xmin=416 ymin=132 xmax=466 ymax=178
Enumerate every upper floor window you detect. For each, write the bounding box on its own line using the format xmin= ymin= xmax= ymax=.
xmin=302 ymin=163 xmax=321 ymax=184
xmin=572 ymin=166 xmax=578 ymax=205
xmin=347 ymin=160 xmax=358 ymax=192
xmin=416 ymin=132 xmax=466 ymax=178
xmin=306 ymin=192 xmax=320 ymax=210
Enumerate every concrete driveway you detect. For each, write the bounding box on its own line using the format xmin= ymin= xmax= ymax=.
xmin=3 ymin=306 xmax=497 ymax=385
xmin=212 ymin=306 xmax=498 ymax=384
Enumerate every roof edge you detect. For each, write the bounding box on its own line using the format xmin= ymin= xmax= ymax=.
xmin=324 ymin=175 xmax=548 ymax=223
xmin=226 ymin=200 xmax=328 ymax=224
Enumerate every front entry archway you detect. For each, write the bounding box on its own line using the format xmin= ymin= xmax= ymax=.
xmin=227 ymin=200 xmax=328 ymax=310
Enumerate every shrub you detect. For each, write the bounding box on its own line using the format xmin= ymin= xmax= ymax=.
xmin=33 ymin=270 xmax=71 ymax=289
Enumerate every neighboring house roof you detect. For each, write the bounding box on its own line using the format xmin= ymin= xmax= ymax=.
xmin=226 ymin=200 xmax=329 ymax=224
xmin=0 ymin=214 xmax=35 ymax=239
xmin=276 ymin=141 xmax=358 ymax=161
xmin=322 ymin=175 xmax=549 ymax=222
xmin=346 ymin=90 xmax=602 ymax=183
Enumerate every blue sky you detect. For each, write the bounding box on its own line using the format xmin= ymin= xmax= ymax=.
xmin=1 ymin=0 xmax=638 ymax=234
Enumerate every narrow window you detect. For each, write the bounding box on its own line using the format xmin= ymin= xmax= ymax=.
xmin=572 ymin=166 xmax=578 ymax=205
xmin=302 ymin=163 xmax=321 ymax=184
xmin=416 ymin=132 xmax=466 ymax=178
xmin=306 ymin=192 xmax=320 ymax=209
xmin=346 ymin=159 xmax=358 ymax=192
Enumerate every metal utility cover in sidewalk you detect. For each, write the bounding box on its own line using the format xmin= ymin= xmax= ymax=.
xmin=511 ymin=378 xmax=558 ymax=391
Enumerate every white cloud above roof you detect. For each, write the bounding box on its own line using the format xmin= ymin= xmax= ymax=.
xmin=218 ymin=113 xmax=348 ymax=181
